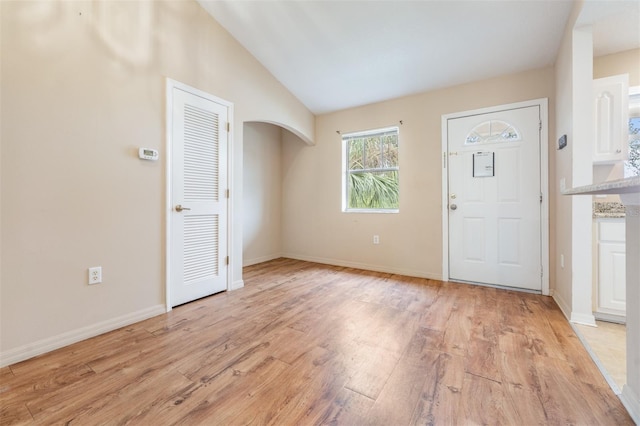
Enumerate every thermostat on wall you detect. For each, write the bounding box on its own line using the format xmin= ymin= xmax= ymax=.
xmin=139 ymin=147 xmax=159 ymax=161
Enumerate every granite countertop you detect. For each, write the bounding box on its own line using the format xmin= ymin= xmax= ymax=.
xmin=593 ymin=202 xmax=626 ymax=218
xmin=563 ymin=176 xmax=640 ymax=196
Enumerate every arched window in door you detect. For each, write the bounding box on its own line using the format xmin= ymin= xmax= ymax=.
xmin=465 ymin=120 xmax=520 ymax=145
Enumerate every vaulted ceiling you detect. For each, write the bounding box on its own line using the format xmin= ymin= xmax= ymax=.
xmin=199 ymin=1 xmax=640 ymax=114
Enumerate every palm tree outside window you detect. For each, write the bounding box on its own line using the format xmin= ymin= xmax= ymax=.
xmin=342 ymin=126 xmax=399 ymax=211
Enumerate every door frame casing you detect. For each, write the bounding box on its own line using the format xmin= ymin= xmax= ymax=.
xmin=165 ymin=78 xmax=234 ymax=312
xmin=441 ymin=98 xmax=549 ymax=295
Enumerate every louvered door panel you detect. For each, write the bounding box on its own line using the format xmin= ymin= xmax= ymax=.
xmin=184 ymin=104 xmax=219 ymax=202
xmin=182 ymin=103 xmax=220 ymax=283
xmin=184 ymin=215 xmax=219 ymax=282
xmin=170 ymin=83 xmax=229 ymax=307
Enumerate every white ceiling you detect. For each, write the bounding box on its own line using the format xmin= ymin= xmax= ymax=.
xmin=579 ymin=0 xmax=640 ymax=57
xmin=199 ymin=0 xmax=639 ymax=115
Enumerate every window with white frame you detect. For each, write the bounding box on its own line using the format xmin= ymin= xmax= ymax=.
xmin=342 ymin=126 xmax=399 ymax=212
xmin=626 ymin=87 xmax=640 ymax=177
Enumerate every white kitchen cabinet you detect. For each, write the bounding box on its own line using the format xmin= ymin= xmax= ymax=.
xmin=596 ymin=219 xmax=626 ymax=320
xmin=593 ymin=74 xmax=629 ymax=164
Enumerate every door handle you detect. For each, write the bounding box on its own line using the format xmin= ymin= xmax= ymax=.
xmin=175 ymin=204 xmax=191 ymax=212
xmin=450 ymin=204 xmax=457 ymax=210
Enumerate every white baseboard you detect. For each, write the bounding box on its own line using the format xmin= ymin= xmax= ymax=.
xmin=594 ymin=311 xmax=626 ymax=324
xmin=552 ymin=292 xmax=571 ymax=321
xmin=552 ymin=292 xmax=596 ymax=326
xmin=0 ymin=304 xmax=165 ymax=368
xmin=230 ymin=279 xmax=244 ymax=290
xmin=243 ymin=253 xmax=282 ymax=267
xmin=621 ymin=385 xmax=640 ymax=425
xmin=281 ymin=253 xmax=442 ymax=281
xmin=570 ymin=311 xmax=597 ymax=326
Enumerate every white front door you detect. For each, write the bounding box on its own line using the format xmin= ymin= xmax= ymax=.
xmin=169 ymin=84 xmax=229 ymax=307
xmin=447 ymin=105 xmax=542 ymax=291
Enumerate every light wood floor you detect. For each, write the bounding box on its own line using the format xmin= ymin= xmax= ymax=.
xmin=1 ymin=258 xmax=633 ymax=425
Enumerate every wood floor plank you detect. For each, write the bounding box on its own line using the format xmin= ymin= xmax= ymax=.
xmin=212 ymin=345 xmax=342 ymax=425
xmin=470 ymin=286 xmax=502 ymax=342
xmin=83 ymin=328 xmax=162 ymax=373
xmin=343 ymin=343 xmax=400 ymax=400
xmin=152 ymin=355 xmax=290 ymax=425
xmin=0 ymin=403 xmax=32 ymax=426
xmin=0 ymin=363 xmax=94 ymax=410
xmin=363 ymin=357 xmax=427 ymax=425
xmin=534 ymin=355 xmax=605 ymax=425
xmin=364 ymin=326 xmax=449 ymax=425
xmin=34 ymin=369 xmax=194 ymax=425
xmin=418 ymin=284 xmax=457 ymax=332
xmin=315 ymin=387 xmax=375 ymax=426
xmin=522 ymin=296 xmax=569 ymax=361
xmin=352 ymin=303 xmax=420 ymax=356
xmin=404 ymin=278 xmax=441 ymax=314
xmin=0 ymin=367 xmax=32 ymax=426
xmin=261 ymin=351 xmax=350 ymax=425
xmin=458 ymin=372 xmax=506 ymax=425
xmin=498 ymin=331 xmax=540 ymax=392
xmin=8 ymin=326 xmax=150 ymax=379
xmin=466 ymin=337 xmax=501 ymax=383
xmin=0 ymin=258 xmax=632 ymax=425
xmin=498 ymin=292 xmax=535 ymax=336
xmin=439 ymin=287 xmax=475 ymax=357
xmin=410 ymin=351 xmax=465 ymax=425
xmin=501 ymin=382 xmax=548 ymax=425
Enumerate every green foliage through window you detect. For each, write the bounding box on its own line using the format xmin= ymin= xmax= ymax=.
xmin=626 ymin=117 xmax=640 ymax=177
xmin=343 ymin=127 xmax=399 ymax=210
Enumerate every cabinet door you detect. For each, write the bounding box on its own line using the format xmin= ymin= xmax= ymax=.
xmin=593 ymin=74 xmax=629 ymax=164
xmin=597 ymin=241 xmax=626 ymax=314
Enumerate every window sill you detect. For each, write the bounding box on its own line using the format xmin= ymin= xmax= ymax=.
xmin=343 ymin=209 xmax=399 ymax=214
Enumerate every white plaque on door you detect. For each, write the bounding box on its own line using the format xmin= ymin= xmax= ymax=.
xmin=473 ymin=151 xmax=494 ymax=177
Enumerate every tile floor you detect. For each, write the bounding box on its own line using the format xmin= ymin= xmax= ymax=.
xmin=575 ymin=320 xmax=626 ymax=392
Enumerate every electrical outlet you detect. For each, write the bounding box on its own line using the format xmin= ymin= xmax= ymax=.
xmin=373 ymin=235 xmax=380 ymax=245
xmin=560 ymin=254 xmax=564 ymax=269
xmin=88 ymin=266 xmax=102 ymax=285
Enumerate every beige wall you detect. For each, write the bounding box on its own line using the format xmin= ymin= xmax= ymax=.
xmin=243 ymin=122 xmax=283 ymax=266
xmin=594 ymin=48 xmax=640 ymax=86
xmin=553 ymin=16 xmax=575 ymax=315
xmin=0 ymin=0 xmax=313 ymax=362
xmin=282 ymin=67 xmax=555 ymax=280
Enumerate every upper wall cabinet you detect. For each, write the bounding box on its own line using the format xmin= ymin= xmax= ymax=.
xmin=593 ymin=74 xmax=629 ymax=164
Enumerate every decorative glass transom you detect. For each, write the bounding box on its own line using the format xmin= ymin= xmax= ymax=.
xmin=465 ymin=120 xmax=520 ymax=144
